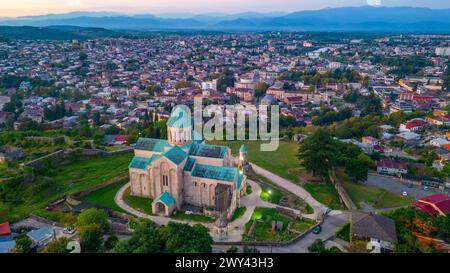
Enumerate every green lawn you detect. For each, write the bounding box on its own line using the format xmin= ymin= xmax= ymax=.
xmin=260 ymin=185 xmax=283 ymax=205
xmin=243 ymin=207 xmax=316 ymax=242
xmin=123 ymin=187 xmax=153 ymax=215
xmin=336 ymin=222 xmax=351 ymax=242
xmin=208 ymin=140 xmax=304 ymax=183
xmin=304 ymin=183 xmax=345 ymax=210
xmin=231 ymin=207 xmax=247 ymax=222
xmin=338 ymin=170 xmax=415 ymax=209
xmin=79 ymin=180 xmax=127 ymax=212
xmin=208 ymin=140 xmax=343 ymax=210
xmin=0 ymin=152 xmax=133 ymax=222
xmin=170 ymin=211 xmax=215 ymax=223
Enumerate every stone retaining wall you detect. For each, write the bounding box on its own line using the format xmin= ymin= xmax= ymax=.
xmin=215 ymin=219 xmax=323 ymax=247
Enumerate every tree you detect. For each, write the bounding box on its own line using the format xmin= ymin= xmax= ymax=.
xmin=443 ymin=62 xmax=450 ymax=91
xmin=111 ymin=221 xmax=163 ymax=253
xmin=308 ymin=239 xmax=326 ymax=253
xmin=297 ymin=128 xmax=336 ymax=181
xmin=345 ymin=159 xmax=368 ymax=182
xmin=80 ymin=224 xmax=104 ymax=253
xmin=15 ymin=235 xmax=32 ymax=253
xmin=254 ymin=82 xmax=268 ymax=98
xmin=45 ymin=237 xmax=70 ymax=253
xmin=104 ymin=235 xmax=119 ymax=250
xmin=76 ymin=208 xmax=110 ymax=234
xmin=145 ymin=84 xmax=162 ymax=96
xmin=165 ymin=223 xmax=213 ymax=253
xmin=226 ymin=246 xmax=239 ymax=253
xmin=436 ymin=215 xmax=450 ymax=243
xmin=216 ymin=68 xmax=235 ymax=92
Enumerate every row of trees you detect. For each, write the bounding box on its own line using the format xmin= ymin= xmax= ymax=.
xmin=42 ymin=208 xmax=213 ymax=253
xmin=280 ymin=68 xmax=363 ymax=86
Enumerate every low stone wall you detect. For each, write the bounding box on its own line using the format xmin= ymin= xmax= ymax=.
xmin=329 ymin=172 xmax=357 ymax=210
xmin=215 ymin=219 xmax=323 ymax=247
xmin=21 ymin=147 xmax=133 ymax=171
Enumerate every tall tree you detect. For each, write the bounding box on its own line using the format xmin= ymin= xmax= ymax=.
xmin=297 ymin=128 xmax=336 ymax=181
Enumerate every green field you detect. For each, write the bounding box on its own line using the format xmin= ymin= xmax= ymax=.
xmin=208 ymin=140 xmax=343 ymax=210
xmin=208 ymin=140 xmax=304 ymax=183
xmin=304 ymin=183 xmax=345 ymax=210
xmin=336 ymin=222 xmax=351 ymax=242
xmin=260 ymin=184 xmax=283 ymax=204
xmin=338 ymin=170 xmax=415 ymax=209
xmin=230 ymin=207 xmax=247 ymax=222
xmin=79 ymin=180 xmax=127 ymax=212
xmin=123 ymin=188 xmax=153 ymax=215
xmin=0 ymin=152 xmax=133 ymax=222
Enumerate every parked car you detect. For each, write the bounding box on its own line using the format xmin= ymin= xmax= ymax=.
xmin=63 ymin=227 xmax=75 ymax=234
xmin=423 ymin=186 xmax=429 ymax=191
xmin=402 ymin=191 xmax=408 ymax=197
xmin=312 ymin=225 xmax=322 ymax=235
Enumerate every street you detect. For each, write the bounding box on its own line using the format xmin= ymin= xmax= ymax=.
xmin=213 ymin=212 xmax=349 ymax=253
xmin=366 ymin=173 xmax=443 ymax=199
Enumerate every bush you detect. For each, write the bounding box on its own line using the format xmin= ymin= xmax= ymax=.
xmin=80 ymin=224 xmax=104 ymax=253
xmin=226 ymin=246 xmax=239 ymax=253
xmin=76 ymin=208 xmax=110 ymax=233
xmin=308 ymin=239 xmax=326 ymax=253
xmin=45 ymin=237 xmax=70 ymax=253
xmin=15 ymin=235 xmax=32 ymax=253
xmin=104 ymin=235 xmax=119 ymax=250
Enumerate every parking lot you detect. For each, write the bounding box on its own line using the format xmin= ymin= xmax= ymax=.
xmin=366 ymin=174 xmax=446 ymax=199
xmin=10 ymin=216 xmax=75 ymax=240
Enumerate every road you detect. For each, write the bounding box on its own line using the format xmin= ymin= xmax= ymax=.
xmin=366 ymin=173 xmax=442 ymax=199
xmin=213 ymin=211 xmax=349 ymax=253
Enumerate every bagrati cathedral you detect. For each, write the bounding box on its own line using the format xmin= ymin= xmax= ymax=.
xmin=128 ymin=106 xmax=248 ymax=219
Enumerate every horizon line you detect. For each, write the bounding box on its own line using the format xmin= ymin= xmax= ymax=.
xmin=2 ymin=5 xmax=449 ymax=20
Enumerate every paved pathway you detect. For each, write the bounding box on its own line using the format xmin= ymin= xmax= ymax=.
xmin=114 ymin=182 xmax=215 ymax=228
xmin=251 ymin=163 xmax=328 ymax=219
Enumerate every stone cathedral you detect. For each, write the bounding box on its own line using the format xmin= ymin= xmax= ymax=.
xmin=128 ymin=106 xmax=247 ymax=219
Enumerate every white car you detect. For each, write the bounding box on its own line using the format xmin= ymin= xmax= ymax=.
xmin=402 ymin=191 xmax=408 ymax=197
xmin=63 ymin=227 xmax=75 ymax=234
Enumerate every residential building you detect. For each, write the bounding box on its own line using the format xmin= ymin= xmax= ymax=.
xmin=376 ymin=159 xmax=408 ymax=175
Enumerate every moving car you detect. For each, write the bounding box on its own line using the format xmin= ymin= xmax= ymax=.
xmin=312 ymin=225 xmax=322 ymax=235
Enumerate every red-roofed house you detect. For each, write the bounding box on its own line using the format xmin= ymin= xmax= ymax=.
xmin=0 ymin=222 xmax=12 ymax=241
xmin=376 ymin=159 xmax=408 ymax=175
xmin=413 ymin=194 xmax=450 ymax=216
xmin=399 ymin=119 xmax=427 ymax=132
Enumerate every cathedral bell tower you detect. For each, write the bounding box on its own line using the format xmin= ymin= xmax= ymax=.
xmin=167 ymin=106 xmax=193 ymax=146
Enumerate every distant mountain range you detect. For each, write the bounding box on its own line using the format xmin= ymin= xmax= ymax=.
xmin=0 ymin=6 xmax=449 ymax=37
xmin=0 ymin=25 xmax=122 ymax=40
